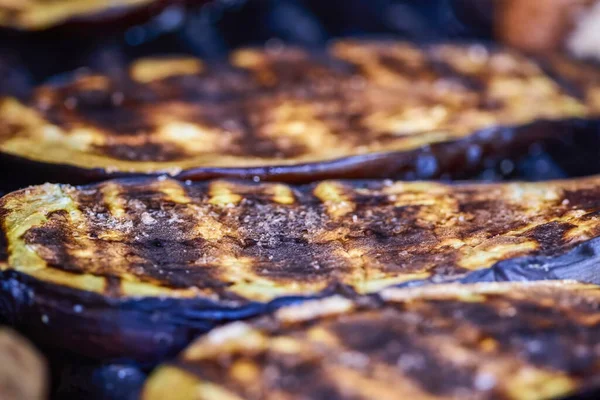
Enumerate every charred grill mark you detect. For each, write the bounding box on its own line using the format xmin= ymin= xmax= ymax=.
xmin=128 ymin=237 xmax=209 ymax=288
xmin=228 ymin=97 xmax=269 ymax=159
xmin=232 ymin=96 xmax=311 ymax=160
xmin=425 ymin=55 xmax=485 ymax=93
xmin=535 ymin=58 xmax=589 ymax=102
xmin=66 ymin=100 xmax=151 ymax=136
xmin=21 ymin=210 xmax=84 ymax=273
xmin=183 ymin=350 xmax=349 ymax=400
xmin=229 ymin=184 xmax=356 ymax=287
xmin=256 ymin=357 xmax=345 ymax=400
xmin=63 ymin=179 xmax=227 ymax=290
xmin=0 ymin=232 xmax=6 ymax=263
xmin=0 ymin=120 xmax=25 ymax=142
xmin=295 ymin=312 xmax=488 ymax=400
xmin=532 ymin=54 xmax=600 ymax=110
xmin=327 ymin=312 xmax=480 ymax=397
xmin=104 ymin=276 xmax=122 ymax=297
xmin=246 ymin=238 xmax=353 ymax=284
xmin=264 ymin=363 xmax=348 ymax=400
xmin=524 ymin=221 xmax=576 ymax=253
xmin=330 ymin=42 xmax=426 ymax=86
xmin=456 ymin=199 xmax=530 ymax=239
xmin=345 ymin=202 xmax=455 ymax=281
xmin=116 ymin=183 xmax=227 ymax=289
xmin=427 ymin=294 xmax=600 ymax=376
xmin=38 ymin=82 xmax=154 ymax=136
xmin=377 ymin=54 xmax=435 ymax=82
xmin=563 ymin=188 xmax=600 ymax=210
xmin=161 ymin=66 xmax=260 ymax=102
xmin=231 ymin=48 xmax=351 ymax=92
xmin=97 ymin=142 xmax=188 ymax=162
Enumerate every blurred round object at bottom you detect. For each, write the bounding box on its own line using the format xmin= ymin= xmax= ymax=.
xmin=0 ymin=328 xmax=47 ymax=400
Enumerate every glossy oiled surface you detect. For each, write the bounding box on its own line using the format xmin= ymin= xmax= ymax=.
xmin=2 ymin=176 xmax=600 ymax=300
xmin=0 ymin=41 xmax=595 ymax=175
xmin=143 ymin=281 xmax=600 ymax=400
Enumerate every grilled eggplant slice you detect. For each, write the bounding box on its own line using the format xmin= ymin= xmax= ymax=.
xmin=0 ymin=0 xmax=199 ymax=31
xmin=3 ymin=176 xmax=600 ymax=362
xmin=1 ymin=41 xmax=598 ymax=187
xmin=143 ymin=281 xmax=600 ymax=400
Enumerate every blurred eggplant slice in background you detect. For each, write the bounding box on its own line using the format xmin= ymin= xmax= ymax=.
xmin=0 ymin=0 xmax=204 ymax=31
xmin=3 ymin=176 xmax=600 ymax=362
xmin=1 ymin=40 xmax=600 ymax=188
xmin=143 ymin=281 xmax=600 ymax=400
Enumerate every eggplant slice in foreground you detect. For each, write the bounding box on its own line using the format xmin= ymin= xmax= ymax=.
xmin=0 ymin=0 xmax=201 ymax=31
xmin=3 ymin=176 xmax=600 ymax=363
xmin=143 ymin=281 xmax=600 ymax=400
xmin=1 ymin=40 xmax=599 ymax=187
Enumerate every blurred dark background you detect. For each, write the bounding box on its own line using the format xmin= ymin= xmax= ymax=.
xmin=0 ymin=0 xmax=494 ymax=89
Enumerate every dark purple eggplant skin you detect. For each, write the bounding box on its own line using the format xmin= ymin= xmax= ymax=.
xmin=50 ymin=358 xmax=147 ymax=400
xmin=0 ymin=265 xmax=351 ymax=364
xmin=0 ymin=269 xmax=260 ymax=365
xmin=2 ymin=234 xmax=600 ymax=366
xmin=1 ymin=117 xmax=599 ymax=192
